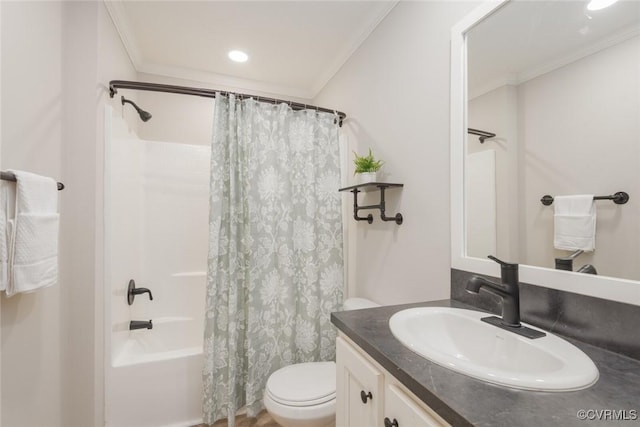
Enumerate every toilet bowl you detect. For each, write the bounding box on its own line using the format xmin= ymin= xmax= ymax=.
xmin=263 ymin=298 xmax=379 ymax=427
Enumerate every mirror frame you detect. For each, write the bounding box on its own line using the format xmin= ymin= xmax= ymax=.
xmin=450 ymin=0 xmax=640 ymax=306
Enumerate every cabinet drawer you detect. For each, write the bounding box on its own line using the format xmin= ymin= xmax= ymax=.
xmin=384 ymin=383 xmax=446 ymax=427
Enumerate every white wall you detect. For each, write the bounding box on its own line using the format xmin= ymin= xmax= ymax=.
xmin=1 ymin=2 xmax=137 ymax=426
xmin=467 ymin=36 xmax=639 ymax=280
xmin=518 ymin=35 xmax=640 ymax=280
xmin=314 ymin=1 xmax=478 ymax=304
xmin=468 ymin=84 xmax=519 ymax=261
xmin=1 ymin=3 xmax=64 ymax=426
xmin=130 ymin=71 xmax=316 ymax=147
xmin=60 ymin=3 xmax=103 ymax=426
xmin=97 ymin=4 xmax=140 ymax=425
xmin=135 ymin=73 xmax=214 ymax=146
xmin=465 ymin=149 xmax=497 ymax=258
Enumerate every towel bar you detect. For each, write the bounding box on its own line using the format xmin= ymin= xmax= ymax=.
xmin=540 ymin=192 xmax=629 ymax=206
xmin=0 ymin=171 xmax=64 ymax=190
xmin=468 ymin=128 xmax=496 ymax=143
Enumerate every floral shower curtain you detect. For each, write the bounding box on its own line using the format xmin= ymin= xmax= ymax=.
xmin=202 ymin=94 xmax=344 ymax=426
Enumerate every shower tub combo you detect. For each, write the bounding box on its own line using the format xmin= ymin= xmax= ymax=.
xmin=104 ymin=110 xmax=210 ymax=427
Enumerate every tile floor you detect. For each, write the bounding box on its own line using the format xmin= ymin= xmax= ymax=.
xmin=195 ymin=410 xmax=280 ymax=427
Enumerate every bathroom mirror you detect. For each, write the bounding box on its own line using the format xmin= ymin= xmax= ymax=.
xmin=451 ymin=0 xmax=640 ymax=305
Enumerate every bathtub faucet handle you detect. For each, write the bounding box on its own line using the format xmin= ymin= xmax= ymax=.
xmin=127 ymin=279 xmax=154 ymax=305
xmin=134 ymin=287 xmax=153 ymax=300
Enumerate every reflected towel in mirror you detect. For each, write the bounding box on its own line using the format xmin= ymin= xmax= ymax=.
xmin=553 ymin=195 xmax=596 ymax=252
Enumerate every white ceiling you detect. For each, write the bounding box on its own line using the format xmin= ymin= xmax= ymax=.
xmin=467 ymin=0 xmax=640 ymax=98
xmin=105 ymin=1 xmax=398 ymax=100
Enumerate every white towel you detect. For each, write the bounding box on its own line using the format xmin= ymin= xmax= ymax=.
xmin=5 ymin=170 xmax=59 ymax=296
xmin=553 ymin=195 xmax=596 ymax=252
xmin=0 ymin=181 xmax=15 ymax=291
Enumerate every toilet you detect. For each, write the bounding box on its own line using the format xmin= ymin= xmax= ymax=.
xmin=263 ymin=298 xmax=380 ymax=427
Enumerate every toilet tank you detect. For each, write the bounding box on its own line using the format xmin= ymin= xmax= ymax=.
xmin=343 ymin=298 xmax=380 ymax=310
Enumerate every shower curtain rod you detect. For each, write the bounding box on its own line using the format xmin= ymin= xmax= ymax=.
xmin=109 ymin=80 xmax=346 ymax=126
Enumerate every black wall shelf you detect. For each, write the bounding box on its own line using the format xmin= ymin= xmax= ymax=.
xmin=339 ymin=182 xmax=404 ymax=225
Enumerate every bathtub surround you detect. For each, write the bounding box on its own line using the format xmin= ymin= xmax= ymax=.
xmin=203 ymin=94 xmax=344 ymax=426
xmin=105 ymin=117 xmax=210 ymax=427
xmin=451 ymin=269 xmax=640 ymax=361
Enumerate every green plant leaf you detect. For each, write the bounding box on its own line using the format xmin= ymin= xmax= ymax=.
xmin=353 ymin=148 xmax=384 ymax=174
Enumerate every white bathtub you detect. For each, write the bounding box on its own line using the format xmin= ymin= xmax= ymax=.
xmin=113 ymin=317 xmax=202 ymax=367
xmin=107 ymin=317 xmax=204 ymax=427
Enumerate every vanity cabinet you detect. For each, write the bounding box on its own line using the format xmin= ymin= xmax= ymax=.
xmin=336 ymin=335 xmax=449 ymax=427
xmin=336 ymin=335 xmax=384 ymax=427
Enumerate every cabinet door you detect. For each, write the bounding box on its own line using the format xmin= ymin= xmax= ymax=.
xmin=384 ymin=384 xmax=445 ymax=427
xmin=336 ymin=336 xmax=384 ymax=427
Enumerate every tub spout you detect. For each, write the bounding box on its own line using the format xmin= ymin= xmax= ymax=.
xmin=130 ymin=320 xmax=153 ymax=330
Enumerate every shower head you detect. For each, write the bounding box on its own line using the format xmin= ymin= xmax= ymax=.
xmin=121 ymin=96 xmax=152 ymax=122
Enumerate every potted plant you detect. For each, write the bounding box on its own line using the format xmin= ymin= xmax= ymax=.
xmin=353 ymin=148 xmax=384 ymax=184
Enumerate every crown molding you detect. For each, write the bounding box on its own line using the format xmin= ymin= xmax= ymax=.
xmin=470 ymin=24 xmax=640 ymax=98
xmin=104 ymin=0 xmax=312 ymax=99
xmin=138 ymin=62 xmax=315 ymax=101
xmin=104 ymin=1 xmax=142 ymax=70
xmin=104 ymin=0 xmax=394 ymax=101
xmin=516 ymin=23 xmax=640 ymax=85
xmin=310 ymin=1 xmax=399 ymax=98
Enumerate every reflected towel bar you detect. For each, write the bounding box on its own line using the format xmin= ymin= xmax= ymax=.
xmin=468 ymin=128 xmax=496 ymax=143
xmin=0 ymin=171 xmax=65 ymax=190
xmin=540 ymin=192 xmax=629 ymax=206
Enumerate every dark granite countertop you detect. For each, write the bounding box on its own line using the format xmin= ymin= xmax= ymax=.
xmin=331 ymin=299 xmax=640 ymax=427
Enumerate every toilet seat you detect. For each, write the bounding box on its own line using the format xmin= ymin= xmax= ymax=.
xmin=263 ymin=299 xmax=378 ymax=427
xmin=265 ymin=362 xmax=336 ymax=407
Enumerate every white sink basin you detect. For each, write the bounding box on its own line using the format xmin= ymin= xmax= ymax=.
xmin=389 ymin=307 xmax=598 ymax=392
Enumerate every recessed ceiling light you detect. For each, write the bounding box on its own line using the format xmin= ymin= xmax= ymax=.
xmin=228 ymin=50 xmax=249 ymax=63
xmin=586 ymin=0 xmax=619 ymax=11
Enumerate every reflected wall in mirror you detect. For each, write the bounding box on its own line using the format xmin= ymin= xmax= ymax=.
xmin=465 ymin=0 xmax=640 ymax=281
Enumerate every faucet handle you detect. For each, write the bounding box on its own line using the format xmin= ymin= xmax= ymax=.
xmin=127 ymin=279 xmax=154 ymax=305
xmin=487 ymin=255 xmax=518 ymax=270
xmin=557 ymin=249 xmax=584 ymax=261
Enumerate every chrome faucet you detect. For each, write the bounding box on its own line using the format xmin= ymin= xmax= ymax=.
xmin=466 ymin=255 xmax=545 ymax=339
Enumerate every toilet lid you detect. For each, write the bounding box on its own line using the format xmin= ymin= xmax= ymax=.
xmin=266 ymin=362 xmax=336 ymax=407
